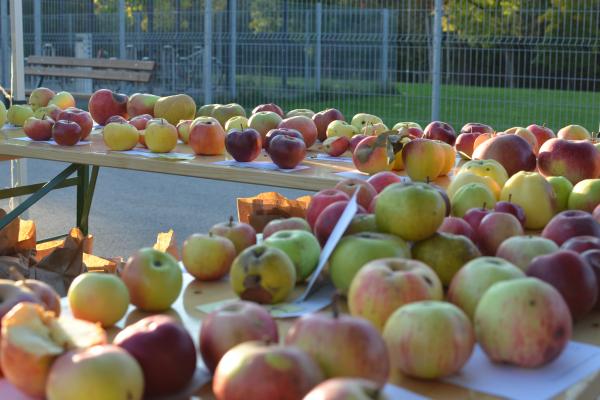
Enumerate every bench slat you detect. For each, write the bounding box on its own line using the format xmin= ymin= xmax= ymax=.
xmin=27 ymin=56 xmax=155 ymax=71
xmin=24 ymin=66 xmax=152 ymax=82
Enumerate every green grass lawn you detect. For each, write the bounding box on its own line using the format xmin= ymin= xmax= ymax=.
xmin=227 ymin=75 xmax=600 ymax=133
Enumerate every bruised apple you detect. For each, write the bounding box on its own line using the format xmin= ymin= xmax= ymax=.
xmin=88 ymin=89 xmax=128 ymax=125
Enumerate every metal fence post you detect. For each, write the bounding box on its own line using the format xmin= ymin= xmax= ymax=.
xmin=119 ymin=0 xmax=126 ymax=59
xmin=204 ymin=0 xmax=213 ymax=104
xmin=304 ymin=9 xmax=310 ymax=93
xmin=431 ymin=0 xmax=443 ymax=121
xmin=33 ymin=0 xmax=41 ymax=55
xmin=0 ymin=0 xmax=9 ymax=87
xmin=229 ymin=0 xmax=237 ymax=99
xmin=315 ymin=2 xmax=322 ymax=92
xmin=381 ymin=9 xmax=389 ymax=86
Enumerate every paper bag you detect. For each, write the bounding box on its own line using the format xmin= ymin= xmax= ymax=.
xmin=154 ymin=229 xmax=179 ymax=260
xmin=237 ymin=192 xmax=312 ymax=233
xmin=0 ymin=210 xmax=20 ymax=256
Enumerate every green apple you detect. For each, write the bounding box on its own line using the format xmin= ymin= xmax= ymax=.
xmin=121 ymin=248 xmax=183 ymax=312
xmin=248 ymin=111 xmax=283 ymax=140
xmin=0 ymin=101 xmax=7 ymax=128
xmin=263 ymin=230 xmax=320 ymax=282
xmin=447 ymin=171 xmax=501 ymax=200
xmin=7 ymin=104 xmax=34 ymax=126
xmin=568 ymin=179 xmax=600 ymax=212
xmin=286 ymin=108 xmax=315 ymax=118
xmin=350 ymin=113 xmax=383 ymax=131
xmin=197 ymin=103 xmax=221 ymax=117
xmin=495 ymin=235 xmax=559 ymax=271
xmin=33 ymin=104 xmax=61 ymax=120
xmin=382 ymin=301 xmax=475 ymax=379
xmin=500 ymin=171 xmax=557 ymax=230
xmin=447 ymin=257 xmax=525 ymax=319
xmin=458 ymin=159 xmax=509 ymax=188
xmin=375 ymin=182 xmax=446 ymax=241
xmin=326 ymin=120 xmax=359 ymax=139
xmin=224 ymin=115 xmax=249 ymax=132
xmin=451 ymin=183 xmax=496 ymax=218
xmin=412 ymin=232 xmax=481 ymax=286
xmin=212 ymin=103 xmax=246 ymax=127
xmin=329 ymin=232 xmax=410 ymax=295
xmin=182 ymin=233 xmax=236 ymax=281
xmin=230 ymin=244 xmax=296 ymax=304
xmin=392 ymin=121 xmax=422 ymax=131
xmin=345 ymin=214 xmax=378 ymax=235
xmin=546 ymin=176 xmax=573 ymax=212
xmin=67 ymin=273 xmax=130 ymax=328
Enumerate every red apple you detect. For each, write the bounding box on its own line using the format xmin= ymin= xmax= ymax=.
xmin=303 ymin=378 xmax=382 ymax=400
xmin=476 ymin=212 xmax=524 ymax=255
xmin=431 ymin=183 xmax=452 ymax=217
xmin=582 ymin=249 xmax=600 ymax=308
xmin=278 ymin=116 xmax=318 ymax=148
xmin=313 ymin=108 xmax=344 ymax=142
xmin=594 ymin=204 xmax=600 ymax=224
xmin=262 ymin=217 xmax=311 ymax=239
xmin=58 ymin=108 xmax=93 ymax=139
xmin=537 ymin=138 xmax=600 ymax=185
xmin=225 ymin=128 xmax=263 ymax=162
xmin=352 ymin=135 xmax=390 ymax=175
xmin=527 ymin=250 xmax=598 ymax=319
xmin=105 ymin=115 xmax=128 ymax=125
xmin=314 ymin=200 xmax=366 ymax=246
xmin=455 ymin=132 xmax=483 ymax=159
xmin=460 ymin=122 xmax=494 ymax=135
xmin=23 ymin=116 xmax=53 ymax=141
xmin=264 ymin=127 xmax=303 ymax=151
xmin=349 ymin=134 xmax=368 ymax=153
xmin=114 ymin=315 xmax=196 ymax=396
xmin=542 ymin=210 xmax=600 ymax=246
xmin=128 ymin=114 xmax=152 ymax=130
xmin=189 ymin=117 xmax=226 ymax=156
xmin=561 ymin=236 xmax=600 ymax=253
xmin=366 ymin=171 xmax=403 ymax=193
xmin=306 ymin=189 xmax=350 ymax=229
xmin=334 ymin=178 xmax=377 ymax=210
xmin=472 ymin=134 xmax=537 ymax=176
xmin=423 ymin=121 xmax=457 ymax=145
xmin=52 ymin=120 xmax=82 ymax=146
xmin=252 ymin=103 xmax=284 ymax=117
xmin=494 ymin=199 xmax=526 ymax=228
xmin=268 ymin=134 xmax=307 ymax=169
xmin=209 ymin=216 xmax=257 ymax=255
xmin=199 ymin=300 xmax=279 ymax=372
xmin=323 ymin=136 xmax=350 ymax=156
xmin=463 ymin=206 xmax=491 ymax=231
xmin=88 ymin=89 xmax=128 ymax=125
xmin=438 ymin=216 xmax=475 ymax=241
xmin=527 ymin=124 xmax=555 ymax=147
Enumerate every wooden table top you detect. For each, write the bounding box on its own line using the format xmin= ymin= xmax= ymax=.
xmin=0 ymin=128 xmax=456 ymax=192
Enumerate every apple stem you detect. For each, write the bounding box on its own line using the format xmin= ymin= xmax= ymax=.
xmin=508 ymin=194 xmax=512 ymax=203
xmin=426 ymin=176 xmax=430 ymax=184
xmin=229 ymin=216 xmax=234 ymax=226
xmin=331 ymin=291 xmax=341 ymax=319
xmin=482 ymin=202 xmax=487 ymax=210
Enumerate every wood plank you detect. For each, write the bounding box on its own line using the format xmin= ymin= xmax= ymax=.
xmin=26 ymin=55 xmax=155 ymax=71
xmin=24 ymin=66 xmax=152 ymax=82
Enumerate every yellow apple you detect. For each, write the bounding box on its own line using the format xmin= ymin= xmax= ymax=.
xmin=350 ymin=113 xmax=383 ymax=131
xmin=68 ymin=272 xmax=130 ymax=327
xmin=48 ymin=91 xmax=76 ymax=110
xmin=557 ymin=124 xmax=591 ymax=140
xmin=145 ymin=120 xmax=178 ymax=153
xmin=7 ymin=104 xmax=34 ymax=126
xmin=458 ymin=159 xmax=508 ymax=188
xmin=326 ymin=120 xmax=359 ymax=138
xmin=504 ymin=127 xmax=538 ymax=154
xmin=401 ymin=138 xmax=445 ymax=182
xmin=361 ymin=122 xmax=388 ymax=136
xmin=546 ymin=176 xmax=573 ymax=212
xmin=448 ymin=171 xmax=501 ymax=200
xmin=103 ymin=122 xmax=140 ymax=151
xmin=436 ymin=140 xmax=457 ymax=176
xmin=224 ymin=115 xmax=249 ymax=132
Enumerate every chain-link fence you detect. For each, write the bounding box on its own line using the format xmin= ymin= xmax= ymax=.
xmin=1 ymin=0 xmax=599 ymax=133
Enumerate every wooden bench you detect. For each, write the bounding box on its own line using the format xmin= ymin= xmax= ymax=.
xmin=24 ymin=56 xmax=155 ymax=93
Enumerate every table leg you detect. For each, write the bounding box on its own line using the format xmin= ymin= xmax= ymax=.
xmin=77 ymin=165 xmax=99 ymax=236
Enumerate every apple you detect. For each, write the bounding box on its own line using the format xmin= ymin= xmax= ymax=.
xmin=197 ymin=103 xmax=221 ymax=117
xmin=326 ymin=120 xmax=359 ymax=139
xmin=557 ymin=124 xmax=591 ymax=140
xmin=313 ymin=108 xmax=344 ymax=142
xmin=199 ymin=300 xmax=278 ymax=372
xmin=561 ymin=236 xmax=600 ymax=253
xmin=1 ymin=303 xmax=107 ymax=398
xmin=451 ymin=183 xmax=497 ymax=218
xmin=334 ymin=178 xmax=377 ymax=210
xmin=7 ymin=104 xmax=34 ymax=126
xmin=303 ymin=378 xmax=383 ymax=400
xmin=474 ymin=278 xmax=571 ymax=367
xmin=88 ymin=89 xmax=128 ymax=125
xmin=68 ymin=272 xmax=129 ymax=327
xmin=527 ymin=123 xmax=555 ymax=147
xmin=527 ymin=250 xmax=598 ymax=319
xmin=33 ymin=104 xmax=61 ymax=121
xmin=114 ymin=315 xmax=196 ymax=396
xmin=393 ymin=121 xmax=423 ymax=138
xmin=496 ymin=235 xmax=559 ymax=271
xmin=476 ymin=211 xmax=524 ymax=255
xmin=225 ymin=128 xmax=263 ymax=162
xmin=547 ymin=176 xmax=574 ymax=212
xmin=252 ymin=103 xmax=284 ymax=117
xmin=401 ymin=138 xmax=445 ymax=181
xmin=323 ymin=136 xmax=350 ymax=156
xmin=58 ymin=108 xmax=93 ymax=139
xmin=0 ymin=101 xmax=5 ymax=128
xmin=455 ymin=132 xmax=484 ymax=159
xmin=224 ymin=115 xmax=249 ymax=132
xmin=121 ymin=248 xmax=183 ymax=312
xmin=493 ymin=199 xmax=526 ymax=228
xmin=213 ymin=342 xmax=323 ymax=400
xmin=46 ymin=345 xmax=143 ymax=400
xmin=23 ymin=115 xmax=53 ymax=141
xmin=360 ymin=122 xmax=389 ymax=136
xmin=105 ymin=115 xmax=128 ymax=124
xmin=14 ymin=279 xmax=61 ymax=316
xmin=350 ymin=113 xmax=383 ymax=131
xmin=285 ymin=305 xmax=389 ymax=384
xmin=144 ymin=119 xmax=178 ymax=153
xmin=348 ymin=258 xmax=443 ymax=331
xmin=189 ymin=116 xmax=226 ymax=155
xmin=463 ymin=206 xmax=491 ymax=230
xmin=182 ymin=233 xmax=236 ymax=281
xmin=248 ymin=111 xmax=283 ymax=141
xmin=382 ymin=301 xmax=474 ymax=379
xmin=264 ymin=230 xmax=320 ymax=282
xmin=329 ymin=232 xmax=410 ymax=295
xmin=175 ymin=119 xmax=193 ymax=143
xmin=366 ymin=171 xmax=403 ymax=193
xmin=127 ymin=92 xmax=160 ymax=117
xmin=595 ymin=204 xmax=600 ymax=223
xmin=542 ymin=210 xmax=600 ymax=246
xmin=458 ymin=158 xmax=509 ymax=188
xmin=349 ymin=134 xmax=369 ymax=152
xmin=209 ymin=216 xmax=257 ymax=255
xmin=345 ymin=213 xmax=378 ymax=235
xmin=568 ymin=179 xmax=600 ymax=212
xmin=423 ymin=121 xmax=457 ymax=145
xmin=376 ymin=182 xmax=446 ymax=241
xmin=447 ymin=171 xmax=501 ymax=200
xmin=286 ymin=108 xmax=314 ymax=118
xmin=582 ymin=250 xmax=600 ymax=307
xmin=460 ymin=122 xmax=493 ymax=135
xmin=438 ymin=216 xmax=475 ymax=241
xmin=448 ymin=257 xmax=525 ymax=319
xmin=229 ymin=244 xmax=296 ymax=304
xmin=128 ymin=114 xmax=152 ymax=130
xmin=306 ymin=189 xmax=350 ymax=229
xmin=52 ymin=119 xmax=82 ymax=146
xmin=538 ymin=138 xmax=600 ymax=185
xmin=431 ymin=183 xmax=451 ymax=217
xmin=28 ymin=87 xmax=55 ymax=110
xmin=47 ymin=91 xmax=75 ymax=110
xmin=268 ymin=134 xmax=307 ymax=169
xmin=212 ymin=103 xmax=246 ymax=127
xmin=103 ymin=122 xmax=139 ymax=151
xmin=154 ymin=94 xmax=196 ymax=125
xmin=314 ymin=200 xmax=367 ymax=246
xmin=278 ymin=115 xmax=318 ymax=148
xmin=262 ymin=217 xmax=311 ymax=239
xmin=414 ymin=232 xmax=481 ymax=285
xmin=0 ymin=280 xmax=48 ymax=331
xmin=352 ymin=135 xmax=392 ymax=175
xmin=264 ymin=127 xmax=303 ymax=151
xmin=504 ymin=126 xmax=539 ymax=154
xmin=472 ymin=133 xmax=536 ymax=176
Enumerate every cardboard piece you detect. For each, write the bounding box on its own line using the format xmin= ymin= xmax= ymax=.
xmin=237 ymin=192 xmax=312 ymax=233
xmin=16 ymin=219 xmax=36 ymax=252
xmin=154 ymin=229 xmax=180 ymax=260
